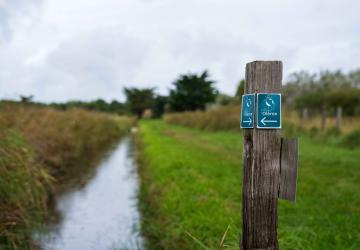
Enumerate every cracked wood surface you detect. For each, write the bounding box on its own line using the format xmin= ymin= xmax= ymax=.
xmin=242 ymin=61 xmax=282 ymax=250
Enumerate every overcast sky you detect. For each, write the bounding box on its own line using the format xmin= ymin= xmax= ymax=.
xmin=0 ymin=0 xmax=359 ymax=102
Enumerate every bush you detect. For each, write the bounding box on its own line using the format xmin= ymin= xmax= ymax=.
xmin=341 ymin=129 xmax=360 ymax=149
xmin=325 ymin=127 xmax=341 ymax=137
xmin=308 ymin=126 xmax=320 ymax=138
xmin=355 ymin=106 xmax=360 ymax=116
xmin=282 ymin=123 xmax=306 ymax=137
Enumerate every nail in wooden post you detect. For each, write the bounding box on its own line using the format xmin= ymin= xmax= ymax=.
xmin=242 ymin=61 xmax=282 ymax=250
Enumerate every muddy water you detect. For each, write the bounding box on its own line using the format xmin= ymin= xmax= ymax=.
xmin=37 ymin=137 xmax=144 ymax=250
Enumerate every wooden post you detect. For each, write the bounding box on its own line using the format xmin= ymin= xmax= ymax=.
xmin=302 ymin=108 xmax=308 ymax=120
xmin=242 ymin=61 xmax=282 ymax=250
xmin=300 ymin=108 xmax=308 ymax=129
xmin=336 ymin=106 xmax=342 ymax=130
xmin=320 ymin=107 xmax=326 ymax=130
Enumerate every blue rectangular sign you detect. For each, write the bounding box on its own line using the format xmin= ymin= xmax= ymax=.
xmin=240 ymin=94 xmax=255 ymax=128
xmin=257 ymin=93 xmax=281 ymax=129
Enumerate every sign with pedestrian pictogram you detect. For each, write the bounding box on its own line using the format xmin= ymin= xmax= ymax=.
xmin=241 ymin=94 xmax=255 ymax=128
xmin=257 ymin=93 xmax=281 ymax=129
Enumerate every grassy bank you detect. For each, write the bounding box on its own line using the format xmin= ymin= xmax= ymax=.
xmin=0 ymin=103 xmax=134 ymax=249
xmin=137 ymin=120 xmax=360 ymax=250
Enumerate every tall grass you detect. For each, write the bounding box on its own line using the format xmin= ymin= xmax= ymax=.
xmin=164 ymin=105 xmax=360 ymax=142
xmin=164 ymin=105 xmax=241 ymax=131
xmin=283 ymin=110 xmax=360 ymax=134
xmin=0 ymin=103 xmax=134 ymax=249
xmin=0 ymin=129 xmax=49 ymax=250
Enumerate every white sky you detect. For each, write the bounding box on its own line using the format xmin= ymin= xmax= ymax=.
xmin=0 ymin=0 xmax=359 ymax=102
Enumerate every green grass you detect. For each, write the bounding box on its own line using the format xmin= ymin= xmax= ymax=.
xmin=137 ymin=120 xmax=360 ymax=250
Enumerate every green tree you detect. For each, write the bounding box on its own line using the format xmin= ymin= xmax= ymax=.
xmin=235 ymin=79 xmax=245 ymax=98
xmin=293 ymin=70 xmax=357 ymax=129
xmin=109 ymin=100 xmax=126 ymax=114
xmin=88 ymin=99 xmax=108 ymax=111
xmin=326 ymin=88 xmax=360 ymax=116
xmin=20 ymin=95 xmax=34 ymax=103
xmin=169 ymin=70 xmax=218 ymax=112
xmin=285 ymin=70 xmax=354 ymax=112
xmin=283 ymin=71 xmax=316 ymax=108
xmin=152 ymin=95 xmax=169 ymax=118
xmin=215 ymin=94 xmax=237 ymax=106
xmin=124 ymin=87 xmax=155 ymax=118
xmin=50 ymin=99 xmax=126 ymax=114
xmin=348 ymin=69 xmax=360 ymax=88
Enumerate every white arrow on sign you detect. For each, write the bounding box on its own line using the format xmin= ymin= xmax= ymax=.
xmin=261 ymin=117 xmax=277 ymax=126
xmin=243 ymin=117 xmax=252 ymax=125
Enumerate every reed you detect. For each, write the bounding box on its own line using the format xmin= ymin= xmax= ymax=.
xmin=0 ymin=103 xmax=134 ymax=249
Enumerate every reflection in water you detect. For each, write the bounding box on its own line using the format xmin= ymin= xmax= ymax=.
xmin=37 ymin=137 xmax=144 ymax=250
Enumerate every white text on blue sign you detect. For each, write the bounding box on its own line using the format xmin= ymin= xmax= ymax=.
xmin=257 ymin=93 xmax=281 ymax=129
xmin=241 ymin=94 xmax=255 ymax=128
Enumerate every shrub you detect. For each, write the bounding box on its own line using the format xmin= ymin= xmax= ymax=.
xmin=325 ymin=127 xmax=341 ymax=137
xmin=341 ymin=129 xmax=360 ymax=149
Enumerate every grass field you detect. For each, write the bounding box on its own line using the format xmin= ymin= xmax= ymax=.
xmin=137 ymin=120 xmax=360 ymax=250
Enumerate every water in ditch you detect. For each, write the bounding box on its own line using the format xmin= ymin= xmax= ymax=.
xmin=36 ymin=137 xmax=144 ymax=250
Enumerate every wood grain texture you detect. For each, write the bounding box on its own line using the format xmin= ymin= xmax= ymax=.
xmin=279 ymin=138 xmax=298 ymax=201
xmin=242 ymin=61 xmax=282 ymax=250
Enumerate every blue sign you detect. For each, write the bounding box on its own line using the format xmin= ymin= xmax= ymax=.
xmin=241 ymin=94 xmax=255 ymax=128
xmin=257 ymin=93 xmax=281 ymax=129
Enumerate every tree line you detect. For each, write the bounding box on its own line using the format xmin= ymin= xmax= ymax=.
xmin=124 ymin=70 xmax=218 ymax=118
xmin=283 ymin=70 xmax=360 ymax=117
xmin=5 ymin=68 xmax=360 ymax=119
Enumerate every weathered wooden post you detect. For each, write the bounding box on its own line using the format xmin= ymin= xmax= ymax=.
xmin=302 ymin=108 xmax=308 ymax=120
xmin=240 ymin=61 xmax=298 ymax=250
xmin=300 ymin=108 xmax=308 ymax=130
xmin=320 ymin=107 xmax=327 ymax=130
xmin=336 ymin=106 xmax=342 ymax=130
